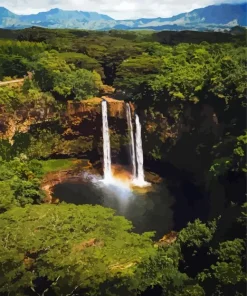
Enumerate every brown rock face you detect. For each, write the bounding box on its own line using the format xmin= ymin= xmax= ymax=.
xmin=67 ymin=99 xmax=101 ymax=117
xmin=67 ymin=97 xmax=134 ymax=119
xmin=0 ymin=97 xmax=134 ymax=142
xmin=0 ymin=105 xmax=57 ymax=140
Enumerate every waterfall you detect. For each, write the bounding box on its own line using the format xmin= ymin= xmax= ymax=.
xmin=102 ymin=100 xmax=112 ymax=182
xmin=134 ymin=114 xmax=150 ymax=186
xmin=126 ymin=103 xmax=137 ymax=179
xmin=135 ymin=114 xmax=145 ymax=183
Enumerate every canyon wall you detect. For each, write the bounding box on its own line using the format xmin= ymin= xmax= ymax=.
xmin=0 ymin=97 xmax=133 ymax=140
xmin=0 ymin=96 xmax=223 ymax=178
xmin=0 ymin=97 xmax=133 ymax=164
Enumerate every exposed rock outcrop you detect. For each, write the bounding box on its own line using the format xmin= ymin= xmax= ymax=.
xmin=41 ymin=160 xmax=96 ymax=203
xmin=0 ymin=94 xmax=223 ymax=180
xmin=155 ymin=231 xmax=177 ymax=247
xmin=0 ymin=97 xmax=134 ymax=141
xmin=0 ymin=104 xmax=58 ymax=140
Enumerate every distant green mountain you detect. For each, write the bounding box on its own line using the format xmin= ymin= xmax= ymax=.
xmin=0 ymin=3 xmax=246 ymax=31
xmin=0 ymin=7 xmax=114 ymax=29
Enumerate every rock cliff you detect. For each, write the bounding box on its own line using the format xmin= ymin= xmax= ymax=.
xmin=0 ymin=96 xmax=222 ymax=178
xmin=0 ymin=97 xmax=134 ymax=140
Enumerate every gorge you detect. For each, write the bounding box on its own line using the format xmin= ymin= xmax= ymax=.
xmin=0 ymin=27 xmax=245 ymax=296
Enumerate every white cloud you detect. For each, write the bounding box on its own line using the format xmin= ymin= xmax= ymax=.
xmin=0 ymin=0 xmax=244 ymax=19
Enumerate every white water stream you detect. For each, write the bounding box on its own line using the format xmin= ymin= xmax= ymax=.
xmin=133 ymin=114 xmax=150 ymax=187
xmin=126 ymin=103 xmax=137 ymax=179
xmin=102 ymin=100 xmax=113 ymax=182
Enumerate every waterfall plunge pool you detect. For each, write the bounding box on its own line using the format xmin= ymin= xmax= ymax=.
xmin=52 ymin=172 xmax=175 ymax=240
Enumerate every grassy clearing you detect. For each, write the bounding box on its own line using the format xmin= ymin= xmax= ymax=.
xmin=40 ymin=159 xmax=77 ymax=174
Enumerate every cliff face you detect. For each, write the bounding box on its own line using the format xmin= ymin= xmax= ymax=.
xmin=61 ymin=97 xmax=132 ymax=163
xmin=67 ymin=96 xmax=133 ymax=119
xmin=0 ymin=97 xmax=133 ymax=164
xmin=0 ymin=103 xmax=58 ymax=141
xmin=139 ymin=102 xmax=223 ymax=181
xmin=141 ymin=104 xmax=222 ymax=152
xmin=0 ymin=97 xmax=134 ymax=139
xmin=0 ymin=96 xmax=223 ymax=177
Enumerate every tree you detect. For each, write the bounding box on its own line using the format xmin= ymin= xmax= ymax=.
xmin=209 ymin=130 xmax=247 ymax=178
xmin=0 ymin=140 xmax=13 ymax=161
xmin=198 ymin=239 xmax=246 ymax=295
xmin=33 ymin=51 xmax=102 ymax=99
xmin=114 ymin=54 xmax=162 ymax=99
xmin=58 ymin=52 xmax=104 ymax=78
xmin=0 ymin=54 xmax=29 ymax=78
xmin=0 ymin=204 xmax=156 ymax=296
xmin=26 ymin=129 xmax=62 ymax=159
xmin=33 ymin=51 xmax=71 ymax=92
xmin=53 ymin=69 xmax=102 ymax=99
xmin=0 ymin=158 xmax=43 ymax=212
xmin=71 ymin=69 xmax=102 ymax=100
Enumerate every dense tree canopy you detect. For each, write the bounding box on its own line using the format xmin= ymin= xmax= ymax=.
xmin=0 ymin=158 xmax=43 ymax=213
xmin=0 ymin=204 xmax=156 ymax=296
xmin=0 ymin=206 xmax=245 ymax=296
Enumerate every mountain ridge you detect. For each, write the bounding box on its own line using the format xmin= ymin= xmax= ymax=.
xmin=0 ymin=3 xmax=246 ymax=31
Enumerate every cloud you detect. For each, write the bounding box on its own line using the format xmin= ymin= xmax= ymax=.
xmin=1 ymin=0 xmax=245 ymax=19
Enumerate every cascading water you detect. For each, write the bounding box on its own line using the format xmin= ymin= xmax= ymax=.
xmin=133 ymin=114 xmax=150 ymax=187
xmin=101 ymin=100 xmax=149 ymax=188
xmin=102 ymin=100 xmax=112 ymax=182
xmin=126 ymin=103 xmax=137 ymax=180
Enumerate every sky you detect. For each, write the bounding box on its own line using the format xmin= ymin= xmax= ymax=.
xmin=0 ymin=0 xmax=245 ymax=19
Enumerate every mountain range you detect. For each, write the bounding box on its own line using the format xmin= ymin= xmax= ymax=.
xmin=0 ymin=3 xmax=246 ymax=31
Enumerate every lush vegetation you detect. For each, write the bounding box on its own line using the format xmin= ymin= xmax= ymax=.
xmin=40 ymin=158 xmax=77 ymax=174
xmin=0 ymin=158 xmax=43 ymax=213
xmin=0 ymin=27 xmax=246 ymax=295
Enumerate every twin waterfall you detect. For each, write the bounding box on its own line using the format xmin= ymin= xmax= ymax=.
xmin=101 ymin=100 xmax=149 ymax=187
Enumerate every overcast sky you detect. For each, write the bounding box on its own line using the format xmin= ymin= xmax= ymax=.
xmin=0 ymin=0 xmax=245 ymax=19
